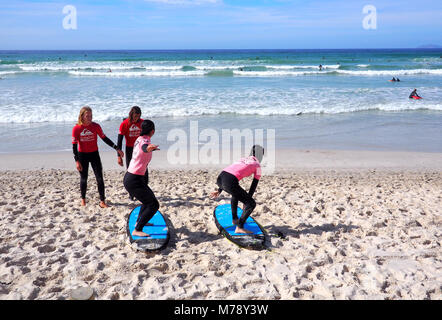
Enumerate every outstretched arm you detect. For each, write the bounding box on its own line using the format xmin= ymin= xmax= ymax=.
xmin=117 ymin=134 xmax=124 ymax=151
xmin=102 ymin=136 xmax=124 ymax=158
xmin=141 ymin=143 xmax=159 ymax=153
xmin=116 ymin=134 xmax=124 ymax=166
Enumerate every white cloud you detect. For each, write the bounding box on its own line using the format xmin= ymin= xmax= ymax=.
xmin=144 ymin=0 xmax=220 ymax=5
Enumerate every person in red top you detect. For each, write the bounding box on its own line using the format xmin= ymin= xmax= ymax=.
xmin=72 ymin=106 xmax=124 ymax=208
xmin=117 ymin=106 xmax=149 ymax=200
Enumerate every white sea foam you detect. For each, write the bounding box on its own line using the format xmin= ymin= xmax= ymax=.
xmin=194 ymin=66 xmax=236 ymax=70
xmin=2 ymin=96 xmax=441 ymax=123
xmin=68 ymin=70 xmax=206 ymax=77
xmin=61 ymin=68 xmax=442 ymax=78
xmin=336 ymin=69 xmax=442 ymax=76
xmin=0 ymin=71 xmax=18 ymax=75
xmin=19 ymin=64 xmax=183 ymax=72
xmin=8 ymin=60 xmax=442 ymax=78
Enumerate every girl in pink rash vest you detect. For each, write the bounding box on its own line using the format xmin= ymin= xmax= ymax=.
xmin=210 ymin=145 xmax=264 ymax=234
xmin=123 ymin=120 xmax=160 ymax=237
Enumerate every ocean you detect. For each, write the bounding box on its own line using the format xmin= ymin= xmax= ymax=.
xmin=0 ymin=49 xmax=441 ymax=153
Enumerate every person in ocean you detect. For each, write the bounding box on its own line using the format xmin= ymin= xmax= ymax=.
xmin=210 ymin=145 xmax=264 ymax=234
xmin=391 ymin=77 xmax=397 ymax=81
xmin=117 ymin=106 xmax=148 ymax=199
xmin=409 ymin=88 xmax=421 ymax=99
xmin=123 ymin=120 xmax=160 ymax=237
xmin=396 ymin=78 xmax=400 ymax=82
xmin=72 ymin=106 xmax=124 ymax=208
xmin=319 ymin=64 xmax=323 ymax=71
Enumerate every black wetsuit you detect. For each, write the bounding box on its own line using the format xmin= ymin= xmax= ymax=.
xmin=409 ymin=90 xmax=419 ymax=98
xmin=216 ymin=171 xmax=259 ymax=229
xmin=124 ymin=172 xmax=159 ymax=231
xmin=73 ymin=136 xmax=119 ymax=201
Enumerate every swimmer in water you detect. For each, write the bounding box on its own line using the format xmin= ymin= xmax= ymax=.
xmin=409 ymin=88 xmax=421 ymax=99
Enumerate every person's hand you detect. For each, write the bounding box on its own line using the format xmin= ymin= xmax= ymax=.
xmin=117 ymin=149 xmax=124 ymax=158
xmin=147 ymin=144 xmax=160 ymax=152
xmin=117 ymin=156 xmax=123 ymax=167
xmin=76 ymin=161 xmax=82 ymax=172
xmin=209 ymin=191 xmax=220 ymax=199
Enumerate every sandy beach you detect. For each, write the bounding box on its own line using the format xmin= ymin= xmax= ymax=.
xmin=0 ymin=149 xmax=441 ymax=300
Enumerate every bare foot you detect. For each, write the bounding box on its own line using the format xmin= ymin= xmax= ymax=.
xmin=81 ymin=199 xmax=86 ymax=206
xmin=132 ymin=230 xmax=150 ymax=237
xmin=235 ymin=226 xmax=253 ymax=234
xmin=99 ymin=201 xmax=109 ymax=208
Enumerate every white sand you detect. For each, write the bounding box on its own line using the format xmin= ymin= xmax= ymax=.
xmin=0 ymin=149 xmax=441 ymax=300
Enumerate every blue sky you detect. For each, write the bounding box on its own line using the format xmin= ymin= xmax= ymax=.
xmin=0 ymin=0 xmax=441 ymax=49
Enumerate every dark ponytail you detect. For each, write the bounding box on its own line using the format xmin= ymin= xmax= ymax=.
xmin=140 ymin=119 xmax=155 ymax=136
xmin=250 ymin=145 xmax=264 ymax=162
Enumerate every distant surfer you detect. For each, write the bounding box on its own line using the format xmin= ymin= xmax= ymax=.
xmin=117 ymin=106 xmax=147 ymax=200
xmin=123 ymin=120 xmax=160 ymax=237
xmin=319 ymin=64 xmax=323 ymax=71
xmin=409 ymin=88 xmax=421 ymax=99
xmin=210 ymin=145 xmax=264 ymax=234
xmin=72 ymin=106 xmax=124 ymax=208
xmin=390 ymin=77 xmax=397 ymax=82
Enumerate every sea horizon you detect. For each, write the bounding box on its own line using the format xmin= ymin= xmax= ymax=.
xmin=1 ymin=47 xmax=441 ymax=51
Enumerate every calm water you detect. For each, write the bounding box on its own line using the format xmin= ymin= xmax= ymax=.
xmin=0 ymin=49 xmax=441 ymax=153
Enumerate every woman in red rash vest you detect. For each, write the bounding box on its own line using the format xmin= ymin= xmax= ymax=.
xmin=117 ymin=106 xmax=149 ymax=199
xmin=72 ymin=106 xmax=124 ymax=208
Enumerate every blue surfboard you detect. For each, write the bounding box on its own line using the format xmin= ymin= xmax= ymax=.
xmin=126 ymin=206 xmax=170 ymax=252
xmin=213 ymin=203 xmax=266 ymax=250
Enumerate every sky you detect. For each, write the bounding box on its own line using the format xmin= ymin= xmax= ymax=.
xmin=0 ymin=0 xmax=441 ymax=49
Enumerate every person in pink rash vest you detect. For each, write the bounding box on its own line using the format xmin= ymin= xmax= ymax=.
xmin=210 ymin=145 xmax=264 ymax=234
xmin=123 ymin=120 xmax=160 ymax=237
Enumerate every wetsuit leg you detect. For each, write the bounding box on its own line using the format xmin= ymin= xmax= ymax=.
xmin=231 ymin=196 xmax=239 ymax=221
xmin=124 ymin=172 xmax=159 ymax=231
xmin=229 ymin=183 xmax=256 ymax=228
xmin=217 ymin=171 xmax=239 ymax=219
xmin=125 ymin=146 xmax=135 ymax=199
xmin=78 ymin=152 xmax=90 ymax=199
xmin=125 ymin=146 xmax=133 ymax=169
xmin=89 ymin=151 xmax=105 ymax=201
xmin=144 ymin=168 xmax=149 ymax=186
xmin=218 ymin=171 xmax=256 ymax=228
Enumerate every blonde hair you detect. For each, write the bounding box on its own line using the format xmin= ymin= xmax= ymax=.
xmin=77 ymin=106 xmax=92 ymax=125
